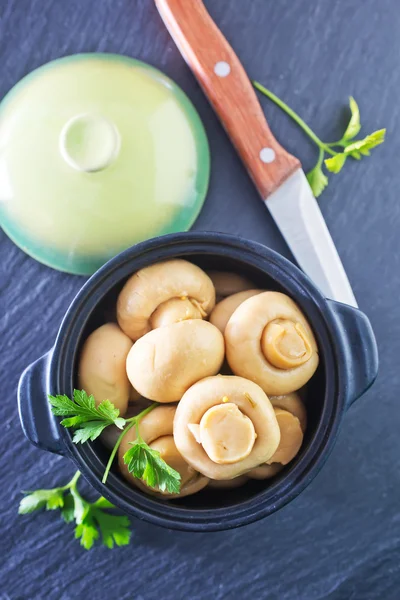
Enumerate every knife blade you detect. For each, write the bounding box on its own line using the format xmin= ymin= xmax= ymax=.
xmin=155 ymin=0 xmax=358 ymax=307
xmin=267 ymin=169 xmax=358 ymax=306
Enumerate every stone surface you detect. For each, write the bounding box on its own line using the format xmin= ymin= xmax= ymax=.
xmin=1 ymin=0 xmax=399 ymax=598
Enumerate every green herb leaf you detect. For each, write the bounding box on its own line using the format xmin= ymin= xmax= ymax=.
xmin=49 ymin=390 xmax=126 ymax=442
xmin=60 ymin=493 xmax=75 ymax=523
xmin=124 ymin=439 xmax=181 ymax=494
xmin=343 ymin=129 xmax=386 ymax=154
xmin=325 ymin=153 xmax=347 ymax=174
xmin=75 ymin=516 xmax=99 ymax=551
xmin=92 ymin=510 xmax=131 ymax=549
xmin=343 ymin=96 xmax=361 ymax=140
xmin=19 ymin=471 xmax=133 ymax=551
xmin=72 ymin=421 xmax=111 ymax=444
xmin=92 ymin=497 xmax=115 ymax=509
xmin=19 ymin=488 xmax=64 ymax=514
xmin=70 ymin=485 xmax=88 ymax=524
xmin=253 ymin=81 xmax=386 ymax=198
xmin=306 ymin=162 xmax=329 ymax=197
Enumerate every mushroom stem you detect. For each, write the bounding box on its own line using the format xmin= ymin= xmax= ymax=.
xmin=198 ymin=403 xmax=257 ymax=465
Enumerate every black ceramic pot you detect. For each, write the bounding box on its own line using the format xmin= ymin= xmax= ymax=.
xmin=18 ymin=232 xmax=378 ymax=532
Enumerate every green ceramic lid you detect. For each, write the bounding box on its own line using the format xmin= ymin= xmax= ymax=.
xmin=0 ymin=54 xmax=210 ymax=275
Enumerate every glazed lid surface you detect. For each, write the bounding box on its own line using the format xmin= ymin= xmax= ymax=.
xmin=0 ymin=54 xmax=210 ymax=274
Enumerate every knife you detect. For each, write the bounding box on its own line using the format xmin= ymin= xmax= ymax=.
xmin=155 ymin=0 xmax=358 ymax=308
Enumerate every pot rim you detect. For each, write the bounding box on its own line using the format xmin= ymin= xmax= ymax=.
xmin=50 ymin=232 xmax=346 ymax=531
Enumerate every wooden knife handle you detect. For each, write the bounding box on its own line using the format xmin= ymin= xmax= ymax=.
xmin=155 ymin=0 xmax=300 ymax=199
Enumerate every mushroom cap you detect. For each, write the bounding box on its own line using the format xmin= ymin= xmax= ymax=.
xmin=117 ymin=259 xmax=215 ymax=340
xmin=209 ymin=289 xmax=263 ymax=333
xmin=246 ymin=407 xmax=304 ymax=480
xmin=174 ymin=375 xmax=280 ymax=480
xmin=78 ymin=323 xmax=132 ymax=416
xmin=270 ymin=392 xmax=307 ymax=432
xmin=225 ymin=291 xmax=319 ymax=395
xmin=126 ymin=319 xmax=225 ymax=403
xmin=118 ymin=405 xmax=208 ymax=498
xmin=207 ymin=271 xmax=254 ymax=300
xmin=267 ymin=408 xmax=303 ymax=465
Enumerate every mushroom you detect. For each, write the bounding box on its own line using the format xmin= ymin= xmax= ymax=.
xmin=126 ymin=320 xmax=225 ymax=403
xmin=173 ymin=375 xmax=280 ymax=480
xmin=270 ymin=392 xmax=307 ymax=433
xmin=78 ymin=323 xmax=132 ymax=416
xmin=118 ymin=405 xmax=208 ymax=498
xmin=207 ymin=271 xmax=254 ymax=301
xmin=210 ymin=289 xmax=263 ymax=333
xmin=117 ymin=259 xmax=216 ymax=340
xmin=208 ymin=475 xmax=248 ymax=489
xmin=247 ymin=405 xmax=304 ymax=480
xmin=267 ymin=408 xmax=303 ymax=465
xmin=225 ymin=291 xmax=319 ymax=395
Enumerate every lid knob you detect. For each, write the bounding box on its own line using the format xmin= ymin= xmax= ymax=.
xmin=59 ymin=113 xmax=120 ymax=172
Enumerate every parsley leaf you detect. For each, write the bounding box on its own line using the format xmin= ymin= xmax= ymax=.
xmin=49 ymin=390 xmax=126 ymax=442
xmin=124 ymin=438 xmax=181 ymax=494
xmin=75 ymin=515 xmax=99 ymax=551
xmin=325 ymin=129 xmax=386 ymax=173
xmin=306 ymin=157 xmax=329 ymax=198
xmin=92 ymin=510 xmax=131 ymax=549
xmin=61 ymin=493 xmax=75 ymax=523
xmin=253 ymin=81 xmax=386 ymax=198
xmin=343 ymin=96 xmax=361 ymax=140
xmin=70 ymin=484 xmax=88 ymax=524
xmin=19 ymin=471 xmax=132 ymax=551
xmin=343 ymin=128 xmax=386 ymax=154
xmin=19 ymin=488 xmax=64 ymax=514
xmin=324 ymin=153 xmax=347 ymax=174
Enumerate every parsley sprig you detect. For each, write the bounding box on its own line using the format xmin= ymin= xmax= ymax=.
xmin=20 ymin=391 xmax=182 ymax=549
xmin=48 ymin=390 xmax=181 ymax=491
xmin=48 ymin=390 xmax=126 ymax=444
xmin=253 ymin=81 xmax=386 ymax=197
xmin=19 ymin=471 xmax=131 ymax=550
xmin=124 ymin=437 xmax=181 ymax=494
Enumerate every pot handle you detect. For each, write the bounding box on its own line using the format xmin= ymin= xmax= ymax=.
xmin=327 ymin=300 xmax=379 ymax=408
xmin=18 ymin=351 xmax=67 ymax=455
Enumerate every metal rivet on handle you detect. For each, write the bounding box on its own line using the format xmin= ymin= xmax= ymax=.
xmin=260 ymin=147 xmax=276 ymax=163
xmin=214 ymin=61 xmax=231 ymax=77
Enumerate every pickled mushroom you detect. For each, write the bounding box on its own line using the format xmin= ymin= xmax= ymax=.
xmin=270 ymin=392 xmax=307 ymax=432
xmin=209 ymin=289 xmax=263 ymax=333
xmin=117 ymin=259 xmax=215 ymax=340
xmin=174 ymin=375 xmax=280 ymax=480
xmin=78 ymin=323 xmax=132 ymax=416
xmin=126 ymin=320 xmax=225 ymax=403
xmin=247 ymin=407 xmax=304 ymax=480
xmin=118 ymin=405 xmax=208 ymax=498
xmin=225 ymin=291 xmax=319 ymax=395
xmin=207 ymin=271 xmax=254 ymax=300
xmin=267 ymin=408 xmax=303 ymax=465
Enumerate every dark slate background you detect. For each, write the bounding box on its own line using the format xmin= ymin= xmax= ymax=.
xmin=1 ymin=1 xmax=399 ymax=598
